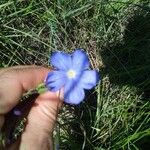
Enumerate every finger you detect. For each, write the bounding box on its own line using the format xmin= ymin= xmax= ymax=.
xmin=0 ymin=66 xmax=50 ymax=114
xmin=0 ymin=65 xmax=41 ymax=75
xmin=19 ymin=91 xmax=62 ymax=150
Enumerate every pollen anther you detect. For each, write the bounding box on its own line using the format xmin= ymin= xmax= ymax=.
xmin=67 ymin=70 xmax=76 ymax=78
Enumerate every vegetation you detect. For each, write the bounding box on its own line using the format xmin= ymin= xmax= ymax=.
xmin=0 ymin=0 xmax=150 ymax=149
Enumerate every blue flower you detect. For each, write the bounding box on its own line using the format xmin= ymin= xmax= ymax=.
xmin=45 ymin=49 xmax=100 ymax=105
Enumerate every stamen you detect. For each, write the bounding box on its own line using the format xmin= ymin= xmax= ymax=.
xmin=67 ymin=70 xmax=76 ymax=78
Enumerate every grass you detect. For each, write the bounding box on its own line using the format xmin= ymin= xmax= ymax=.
xmin=0 ymin=0 xmax=150 ymax=149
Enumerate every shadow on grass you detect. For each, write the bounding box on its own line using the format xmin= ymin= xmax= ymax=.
xmin=100 ymin=5 xmax=150 ymax=150
xmin=101 ymin=7 xmax=150 ymax=99
xmin=61 ymin=89 xmax=97 ymax=150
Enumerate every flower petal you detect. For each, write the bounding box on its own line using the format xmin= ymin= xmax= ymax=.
xmin=50 ymin=51 xmax=72 ymax=70
xmin=45 ymin=71 xmax=67 ymax=92
xmin=64 ymin=80 xmax=85 ymax=104
xmin=13 ymin=109 xmax=21 ymax=116
xmin=79 ymin=70 xmax=100 ymax=89
xmin=72 ymin=49 xmax=90 ymax=71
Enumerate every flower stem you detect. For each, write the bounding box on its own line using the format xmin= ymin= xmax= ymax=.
xmin=36 ymin=83 xmax=47 ymax=94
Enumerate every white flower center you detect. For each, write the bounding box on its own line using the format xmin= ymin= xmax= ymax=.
xmin=67 ymin=69 xmax=76 ymax=78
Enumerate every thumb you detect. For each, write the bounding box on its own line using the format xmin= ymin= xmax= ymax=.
xmin=19 ymin=91 xmax=62 ymax=150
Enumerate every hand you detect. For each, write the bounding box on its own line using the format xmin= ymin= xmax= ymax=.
xmin=0 ymin=65 xmax=62 ymax=150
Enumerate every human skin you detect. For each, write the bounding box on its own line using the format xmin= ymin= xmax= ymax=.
xmin=0 ymin=65 xmax=62 ymax=150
